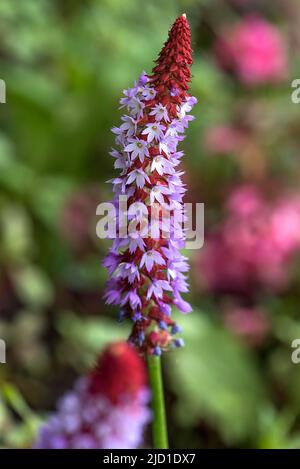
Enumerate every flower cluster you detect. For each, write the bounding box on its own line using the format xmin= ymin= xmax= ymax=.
xmin=199 ymin=185 xmax=300 ymax=296
xmin=103 ymin=15 xmax=196 ymax=355
xmin=35 ymin=342 xmax=151 ymax=449
xmin=215 ymin=15 xmax=288 ymax=85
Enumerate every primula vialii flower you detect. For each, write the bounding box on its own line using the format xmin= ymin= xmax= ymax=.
xmin=103 ymin=15 xmax=196 ymax=355
xmin=35 ymin=342 xmax=151 ymax=449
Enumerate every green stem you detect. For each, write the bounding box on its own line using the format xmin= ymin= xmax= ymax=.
xmin=147 ymin=354 xmax=169 ymax=449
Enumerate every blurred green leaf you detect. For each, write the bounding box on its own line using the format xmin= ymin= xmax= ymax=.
xmin=12 ymin=265 xmax=53 ymax=308
xmin=57 ymin=311 xmax=130 ymax=366
xmin=0 ymin=205 xmax=33 ymax=262
xmin=256 ymin=406 xmax=300 ymax=449
xmin=167 ymin=311 xmax=265 ymax=443
xmin=1 ymin=383 xmax=32 ymax=420
xmin=0 ymin=384 xmax=41 ymax=447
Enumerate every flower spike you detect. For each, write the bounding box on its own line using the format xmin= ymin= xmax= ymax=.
xmin=103 ymin=15 xmax=197 ymax=355
xmin=35 ymin=342 xmax=151 ymax=449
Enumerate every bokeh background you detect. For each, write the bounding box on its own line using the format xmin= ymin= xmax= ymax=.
xmin=1 ymin=0 xmax=300 ymax=449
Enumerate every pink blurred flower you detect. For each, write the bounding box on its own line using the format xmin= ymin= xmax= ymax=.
xmin=270 ymin=196 xmax=300 ymax=255
xmin=215 ymin=16 xmax=288 ymax=85
xmin=224 ymin=307 xmax=270 ymax=346
xmin=226 ymin=184 xmax=265 ymax=217
xmin=199 ymin=186 xmax=300 ymax=295
xmin=204 ymin=125 xmax=246 ymax=155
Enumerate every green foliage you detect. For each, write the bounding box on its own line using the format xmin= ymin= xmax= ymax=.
xmin=0 ymin=383 xmax=41 ymax=448
xmin=168 ymin=312 xmax=265 ymax=443
xmin=57 ymin=312 xmax=130 ymax=367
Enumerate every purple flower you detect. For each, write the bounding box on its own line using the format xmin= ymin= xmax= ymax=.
xmin=150 ymin=185 xmax=171 ymax=204
xmin=120 ymin=115 xmax=137 ymax=136
xmin=140 ymin=250 xmax=166 ymax=272
xmin=151 ymin=156 xmax=174 ymax=175
xmin=173 ymin=294 xmax=192 ymax=314
xmin=138 ymin=71 xmax=148 ymax=86
xmin=149 ymin=104 xmax=170 ymax=122
xmin=142 ymin=87 xmax=156 ymax=101
xmin=121 ymin=289 xmax=142 ymax=310
xmin=142 ymin=123 xmax=166 ymax=143
xmin=127 ymin=97 xmax=145 ymax=119
xmin=124 ymin=138 xmax=149 ymax=162
xmin=126 ymin=169 xmax=150 ymax=189
xmin=146 ymin=280 xmax=173 ymax=300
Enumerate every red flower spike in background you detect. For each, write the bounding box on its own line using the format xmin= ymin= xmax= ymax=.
xmin=88 ymin=341 xmax=147 ymax=404
xmin=35 ymin=342 xmax=151 ymax=449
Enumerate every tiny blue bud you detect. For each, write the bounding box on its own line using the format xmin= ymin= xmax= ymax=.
xmin=153 ymin=346 xmax=162 ymax=356
xmin=138 ymin=331 xmax=145 ymax=346
xmin=132 ymin=312 xmax=142 ymax=322
xmin=117 ymin=310 xmax=126 ymax=323
xmin=174 ymin=338 xmax=185 ymax=348
xmin=159 ymin=303 xmax=171 ymax=316
xmin=159 ymin=321 xmax=168 ymax=331
xmin=171 ymin=324 xmax=183 ymax=335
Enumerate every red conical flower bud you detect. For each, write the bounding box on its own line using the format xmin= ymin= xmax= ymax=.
xmin=151 ymin=14 xmax=193 ymax=116
xmin=88 ymin=342 xmax=147 ymax=404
